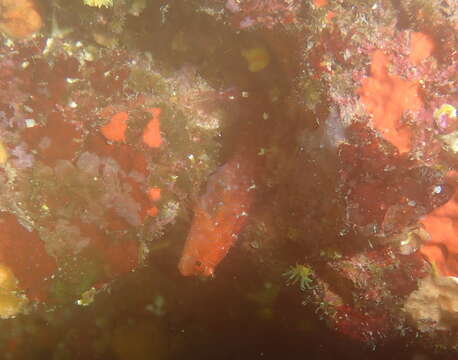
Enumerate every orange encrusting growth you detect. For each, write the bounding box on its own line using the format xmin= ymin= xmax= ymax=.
xmin=101 ymin=112 xmax=129 ymax=142
xmin=146 ymin=187 xmax=161 ymax=217
xmin=0 ymin=0 xmax=42 ymax=39
xmin=357 ymin=50 xmax=423 ymax=153
xmin=409 ymin=32 xmax=435 ymax=65
xmin=178 ymin=154 xmax=255 ymax=277
xmin=146 ymin=206 xmax=159 ymax=217
xmin=326 ymin=11 xmax=335 ymax=21
xmin=142 ymin=108 xmax=162 ymax=148
xmin=420 ymin=172 xmax=458 ymax=276
xmin=313 ymin=0 xmax=328 ymax=8
xmin=147 ymin=187 xmax=161 ymax=201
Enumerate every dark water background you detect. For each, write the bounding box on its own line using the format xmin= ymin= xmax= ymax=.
xmin=40 ymin=247 xmax=450 ymax=360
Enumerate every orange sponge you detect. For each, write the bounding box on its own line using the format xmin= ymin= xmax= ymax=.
xmin=147 ymin=187 xmax=161 ymax=201
xmin=409 ymin=32 xmax=435 ymax=65
xmin=358 ymin=50 xmax=423 ymax=153
xmin=142 ymin=108 xmax=162 ymax=148
xmin=101 ymin=112 xmax=129 ymax=142
xmin=0 ymin=0 xmax=42 ymax=39
xmin=420 ymin=173 xmax=458 ymax=276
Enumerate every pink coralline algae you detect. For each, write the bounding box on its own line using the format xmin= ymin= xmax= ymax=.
xmin=334 ymin=306 xmax=389 ymax=343
xmin=225 ymin=0 xmax=241 ymax=13
xmin=338 ymin=123 xmax=451 ymax=235
xmin=10 ymin=143 xmax=34 ymax=169
xmin=224 ymin=0 xmax=302 ymax=29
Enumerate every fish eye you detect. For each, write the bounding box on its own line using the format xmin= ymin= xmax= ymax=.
xmin=195 ymin=260 xmax=202 ymax=267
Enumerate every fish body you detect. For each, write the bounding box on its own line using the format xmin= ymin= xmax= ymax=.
xmin=178 ymin=155 xmax=255 ymax=276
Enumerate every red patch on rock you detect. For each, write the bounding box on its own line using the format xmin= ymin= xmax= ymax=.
xmin=0 ymin=213 xmax=56 ymax=302
xmin=23 ymin=112 xmax=81 ymax=166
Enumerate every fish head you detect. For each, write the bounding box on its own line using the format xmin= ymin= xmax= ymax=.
xmin=178 ymin=252 xmax=214 ymax=277
xmin=178 ymin=206 xmax=219 ymax=277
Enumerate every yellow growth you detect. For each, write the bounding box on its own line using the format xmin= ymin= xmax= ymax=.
xmin=242 ymin=47 xmax=270 ymax=72
xmin=83 ymin=0 xmax=113 ymax=8
xmin=0 ymin=141 xmax=8 ymax=165
xmin=434 ymin=104 xmax=457 ymax=120
xmin=0 ymin=264 xmax=28 ymax=319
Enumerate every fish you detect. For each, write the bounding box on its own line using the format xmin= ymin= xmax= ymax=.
xmin=178 ymin=154 xmax=255 ymax=276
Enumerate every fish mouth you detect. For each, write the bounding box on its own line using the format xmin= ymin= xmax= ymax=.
xmin=178 ymin=255 xmax=214 ymax=277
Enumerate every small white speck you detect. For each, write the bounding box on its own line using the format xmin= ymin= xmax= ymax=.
xmin=400 ymin=239 xmax=410 ymax=246
xmin=43 ymin=38 xmax=54 ymax=55
xmin=25 ymin=119 xmax=36 ymax=128
xmin=82 ymin=49 xmax=94 ymax=62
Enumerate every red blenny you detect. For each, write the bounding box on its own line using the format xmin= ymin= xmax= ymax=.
xmin=178 ymin=154 xmax=255 ymax=276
